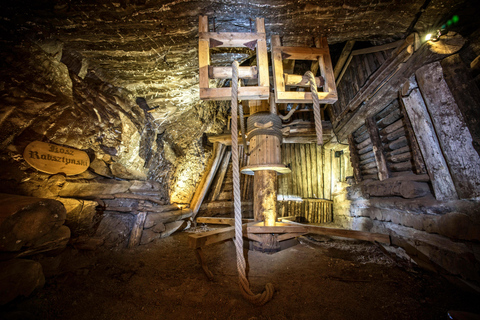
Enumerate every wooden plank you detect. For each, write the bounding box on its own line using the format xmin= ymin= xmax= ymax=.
xmin=317 ymin=144 xmax=324 ymax=198
xmin=276 ymin=91 xmax=337 ymax=104
xmin=246 ymin=224 xmax=390 ymax=244
xmin=300 ymin=144 xmax=309 ymax=198
xmin=191 ymin=143 xmax=226 ymax=216
xmin=209 ymin=66 xmax=257 ymax=79
xmin=348 ymin=134 xmax=362 ymax=183
xmin=198 ymin=17 xmax=210 ymax=90
xmin=336 ymin=54 xmax=353 ymax=86
xmin=366 ymin=117 xmax=389 ymax=180
xmin=127 ymin=212 xmax=146 ymax=248
xmin=416 ymin=62 xmax=480 ymax=199
xmin=305 ymin=144 xmax=313 ymax=198
xmin=310 ymin=144 xmax=318 ymax=198
xmin=256 ymin=18 xmax=269 ymax=88
xmin=400 ymin=77 xmax=458 ymax=200
xmin=316 ymin=37 xmax=337 ymax=98
xmin=210 ymin=151 xmax=231 ymax=201
xmin=284 ymin=74 xmax=323 ymax=88
xmin=398 ymin=94 xmax=427 ymax=174
xmin=350 ymin=40 xmax=402 ymax=56
xmin=196 ymin=217 xmax=254 ymax=225
xmin=199 ymin=32 xmax=265 ymax=47
xmin=189 ymin=226 xmax=235 ymax=248
xmin=295 ymin=144 xmax=302 ymax=196
xmin=277 ymin=46 xmax=329 ymax=60
xmin=200 ymin=86 xmax=269 ymax=101
xmin=334 ymin=40 xmax=355 ymax=80
xmin=442 ymin=54 xmax=480 ymax=157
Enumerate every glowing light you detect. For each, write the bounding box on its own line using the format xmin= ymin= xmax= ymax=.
xmin=452 ymin=15 xmax=459 ymax=24
xmin=425 ymin=33 xmax=433 ymax=41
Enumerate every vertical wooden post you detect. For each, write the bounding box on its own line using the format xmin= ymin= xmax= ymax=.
xmin=347 ymin=134 xmax=362 ymax=183
xmin=400 ymin=76 xmax=457 ymax=200
xmin=210 ymin=150 xmax=232 ymax=201
xmin=253 ymin=170 xmax=277 ymax=225
xmin=198 ymin=16 xmax=210 ymax=90
xmin=190 ymin=142 xmax=227 ymax=216
xmin=416 ymin=62 xmax=480 ymax=199
xmin=315 ymin=37 xmax=337 ymax=98
xmin=255 ymin=18 xmax=269 ymax=89
xmin=365 ymin=117 xmax=389 ymax=181
xmin=128 ymin=212 xmax=146 ymax=248
xmin=398 ymin=94 xmax=427 ymax=175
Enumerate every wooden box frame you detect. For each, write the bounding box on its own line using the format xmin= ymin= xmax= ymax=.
xmin=198 ymin=16 xmax=270 ymax=101
xmin=271 ymin=35 xmax=338 ymax=104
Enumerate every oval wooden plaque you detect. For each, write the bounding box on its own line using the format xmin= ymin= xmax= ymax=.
xmin=23 ymin=141 xmax=90 ymax=176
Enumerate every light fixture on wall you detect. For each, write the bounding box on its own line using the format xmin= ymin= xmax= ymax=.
xmin=424 ymin=14 xmax=460 ymax=42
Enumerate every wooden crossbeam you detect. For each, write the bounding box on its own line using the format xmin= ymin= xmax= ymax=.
xmin=196 ymin=217 xmax=254 ymax=225
xmin=209 ymin=66 xmax=257 ymax=79
xmin=190 ymin=220 xmax=391 ymax=249
xmin=246 ymin=223 xmax=391 ymax=244
xmin=285 ymin=74 xmax=324 ymax=88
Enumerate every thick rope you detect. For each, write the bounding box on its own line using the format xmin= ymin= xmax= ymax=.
xmin=231 ymin=61 xmax=275 ymax=306
xmin=303 ymin=71 xmax=323 ymax=145
xmin=246 ymin=112 xmax=283 ymax=142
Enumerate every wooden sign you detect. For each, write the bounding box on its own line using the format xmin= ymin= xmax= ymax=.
xmin=23 ymin=141 xmax=90 ymax=176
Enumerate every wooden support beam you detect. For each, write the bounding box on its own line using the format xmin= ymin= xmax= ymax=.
xmin=246 ymin=223 xmax=391 ymax=244
xmin=209 ymin=66 xmax=257 ymax=79
xmin=196 ymin=217 xmax=254 ymax=225
xmin=199 ymin=32 xmax=265 ymax=47
xmin=365 ymin=117 xmax=389 ymax=180
xmin=256 ymin=18 xmax=269 ymax=88
xmin=200 ymin=86 xmax=269 ymax=101
xmin=398 ymin=94 xmax=427 ymax=174
xmin=189 ymin=226 xmax=235 ymax=249
xmin=348 ymin=134 xmax=362 ymax=183
xmin=284 ymin=74 xmax=323 ymax=88
xmin=198 ymin=16 xmax=210 ymax=90
xmin=334 ymin=40 xmax=355 ymax=81
xmin=127 ymin=212 xmax=146 ymax=248
xmin=190 ymin=143 xmax=226 ymax=216
xmin=210 ymin=151 xmax=231 ymax=201
xmin=416 ymin=62 xmax=480 ymax=199
xmin=400 ymin=76 xmax=458 ymax=200
xmin=316 ymin=37 xmax=337 ymax=102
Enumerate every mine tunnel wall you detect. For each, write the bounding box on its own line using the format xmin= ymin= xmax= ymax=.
xmin=332 ymin=30 xmax=480 ymax=288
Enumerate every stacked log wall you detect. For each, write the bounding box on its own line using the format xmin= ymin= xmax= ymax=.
xmin=334 ymin=33 xmax=480 ymax=288
xmin=332 ymin=49 xmax=394 ymax=118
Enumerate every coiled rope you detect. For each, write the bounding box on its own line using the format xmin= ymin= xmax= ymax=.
xmin=231 ymin=60 xmax=275 ymax=306
xmin=303 ymin=71 xmax=323 ymax=145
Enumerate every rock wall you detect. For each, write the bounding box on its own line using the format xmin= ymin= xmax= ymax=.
xmin=0 ymin=38 xmax=225 ymax=244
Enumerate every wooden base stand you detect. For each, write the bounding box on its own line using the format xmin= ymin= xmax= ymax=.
xmin=189 ymin=217 xmax=390 ymax=280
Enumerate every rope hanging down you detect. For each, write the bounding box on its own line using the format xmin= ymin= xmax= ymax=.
xmin=231 ymin=60 xmax=275 ymax=306
xmin=303 ymin=71 xmax=323 ymax=145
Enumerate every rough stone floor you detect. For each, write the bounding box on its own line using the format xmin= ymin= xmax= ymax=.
xmin=1 ymin=228 xmax=479 ymax=320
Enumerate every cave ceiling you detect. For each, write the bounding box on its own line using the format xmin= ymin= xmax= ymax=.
xmin=0 ymin=0 xmax=474 ymax=124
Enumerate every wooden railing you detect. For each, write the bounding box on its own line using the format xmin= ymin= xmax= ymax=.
xmin=278 ymin=198 xmax=333 ymax=224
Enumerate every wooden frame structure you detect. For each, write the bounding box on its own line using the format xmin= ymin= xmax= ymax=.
xmin=198 ymin=16 xmax=270 ymax=101
xmin=271 ymin=35 xmax=338 ymax=104
xmin=190 ymin=217 xmax=391 ymax=279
